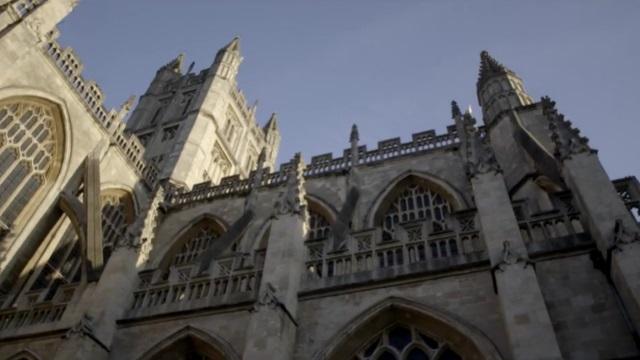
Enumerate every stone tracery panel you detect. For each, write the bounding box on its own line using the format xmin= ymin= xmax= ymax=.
xmin=381 ymin=180 xmax=452 ymax=240
xmin=354 ymin=324 xmax=462 ymax=360
xmin=0 ymin=98 xmax=63 ymax=229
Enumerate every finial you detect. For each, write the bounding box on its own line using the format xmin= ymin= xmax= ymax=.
xmin=226 ymin=36 xmax=241 ymax=52
xmin=187 ymin=61 xmax=195 ymax=74
xmin=350 ymin=124 xmax=359 ymax=143
xmin=477 ymin=50 xmax=514 ymax=91
xmin=264 ymin=113 xmax=278 ymax=133
xmin=451 ymin=100 xmax=461 ymax=118
xmin=163 ymin=53 xmax=185 ymax=73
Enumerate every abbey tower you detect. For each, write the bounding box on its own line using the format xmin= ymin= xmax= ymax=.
xmin=0 ymin=1 xmax=638 ymax=360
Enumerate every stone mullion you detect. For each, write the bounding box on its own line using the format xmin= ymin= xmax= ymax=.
xmin=471 ymin=171 xmax=563 ymax=360
xmin=0 ymin=165 xmax=31 ymax=215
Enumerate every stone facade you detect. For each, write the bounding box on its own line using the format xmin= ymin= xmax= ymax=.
xmin=0 ymin=2 xmax=638 ymax=360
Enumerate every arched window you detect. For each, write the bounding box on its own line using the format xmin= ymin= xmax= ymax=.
xmin=22 ymin=191 xmax=135 ymax=305
xmin=172 ymin=224 xmax=220 ymax=267
xmin=100 ymin=190 xmax=136 ymax=262
xmin=305 ymin=197 xmax=335 ymax=242
xmin=308 ymin=210 xmax=331 ymax=241
xmin=354 ymin=324 xmax=461 ymax=360
xmin=162 ymin=218 xmax=226 ymax=273
xmin=0 ymin=98 xmax=63 ymax=229
xmin=379 ymin=178 xmax=452 ymax=240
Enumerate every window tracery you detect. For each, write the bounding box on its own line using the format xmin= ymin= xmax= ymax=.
xmin=354 ymin=324 xmax=462 ymax=360
xmin=0 ymin=99 xmax=62 ymax=227
xmin=171 ymin=224 xmax=221 ymax=267
xmin=101 ymin=192 xmax=134 ymax=262
xmin=308 ymin=209 xmax=331 ymax=241
xmin=382 ymin=181 xmax=451 ymax=240
xmin=19 ymin=191 xmax=134 ymax=305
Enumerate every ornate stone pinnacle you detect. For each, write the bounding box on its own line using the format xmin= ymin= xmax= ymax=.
xmin=542 ymin=96 xmax=594 ymax=160
xmin=462 ymin=113 xmax=499 ymax=178
xmin=274 ymin=153 xmax=306 ymax=215
xmin=350 ymin=124 xmax=359 ymax=143
xmin=451 ymin=100 xmax=461 ymax=119
xmin=477 ymin=50 xmax=515 ymax=91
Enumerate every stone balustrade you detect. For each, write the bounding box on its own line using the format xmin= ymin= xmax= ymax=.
xmin=125 ymin=268 xmax=261 ymax=319
xmin=519 ymin=208 xmax=591 ymax=256
xmin=0 ymin=303 xmax=66 ymax=332
xmin=301 ymin=210 xmax=487 ymax=293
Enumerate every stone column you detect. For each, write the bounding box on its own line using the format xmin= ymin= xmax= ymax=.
xmin=461 ymin=111 xmax=562 ymax=360
xmin=243 ymin=154 xmax=307 ymax=360
xmin=543 ymin=97 xmax=640 ymax=332
xmin=54 ymin=188 xmax=164 ymax=360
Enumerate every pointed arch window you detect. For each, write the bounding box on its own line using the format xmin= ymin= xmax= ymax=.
xmin=0 ymin=98 xmax=63 ymax=230
xmin=308 ymin=210 xmax=331 ymax=241
xmin=380 ymin=178 xmax=452 ymax=240
xmin=354 ymin=324 xmax=462 ymax=360
xmin=172 ymin=224 xmax=221 ymax=267
xmin=19 ymin=191 xmax=135 ymax=306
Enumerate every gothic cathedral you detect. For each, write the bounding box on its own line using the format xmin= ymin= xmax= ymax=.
xmin=0 ymin=1 xmax=639 ymax=360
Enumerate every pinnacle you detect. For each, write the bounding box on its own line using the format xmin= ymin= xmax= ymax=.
xmin=451 ymin=100 xmax=461 ymax=118
xmin=477 ymin=50 xmax=514 ymax=91
xmin=264 ymin=113 xmax=278 ymax=132
xmin=350 ymin=124 xmax=359 ymax=143
xmin=225 ymin=36 xmax=241 ymax=52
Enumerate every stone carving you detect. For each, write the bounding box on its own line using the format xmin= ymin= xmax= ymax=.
xmin=462 ymin=112 xmax=501 ymax=177
xmin=495 ymin=240 xmax=530 ymax=271
xmin=274 ymin=153 xmax=306 ymax=216
xmin=612 ymin=219 xmax=639 ymax=250
xmin=542 ymin=96 xmax=595 ymax=160
xmin=255 ymin=282 xmax=279 ymax=309
xmin=64 ymin=313 xmax=95 ymax=339
xmin=252 ymin=282 xmax=298 ymax=326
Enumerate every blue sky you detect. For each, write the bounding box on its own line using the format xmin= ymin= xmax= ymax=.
xmin=59 ymin=0 xmax=640 ymax=178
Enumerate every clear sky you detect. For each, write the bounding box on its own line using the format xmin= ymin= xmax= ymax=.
xmin=58 ymin=0 xmax=640 ymax=178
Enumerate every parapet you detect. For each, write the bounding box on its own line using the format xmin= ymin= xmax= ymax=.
xmin=44 ymin=32 xmax=158 ymax=188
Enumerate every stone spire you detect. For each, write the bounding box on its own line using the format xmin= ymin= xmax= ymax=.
xmin=475 ymin=50 xmax=533 ymax=125
xmin=476 ymin=50 xmax=514 ymax=91
xmin=263 ymin=113 xmax=278 ymax=134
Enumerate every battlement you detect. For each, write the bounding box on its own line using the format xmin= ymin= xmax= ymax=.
xmin=305 ymin=125 xmax=460 ymax=177
xmin=166 ymin=125 xmax=464 ymax=207
xmin=44 ymin=35 xmax=158 ymax=187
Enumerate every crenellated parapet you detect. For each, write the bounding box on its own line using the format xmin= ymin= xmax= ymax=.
xmin=306 ymin=125 xmax=461 ymax=177
xmin=165 ymin=126 xmax=466 ymax=208
xmin=43 ymin=34 xmax=158 ymax=187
